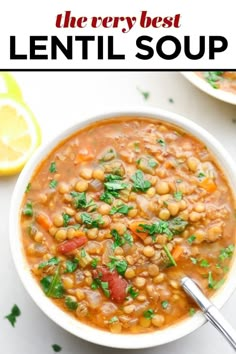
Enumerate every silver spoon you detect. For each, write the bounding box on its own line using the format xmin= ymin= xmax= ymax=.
xmin=181 ymin=276 xmax=236 ymax=351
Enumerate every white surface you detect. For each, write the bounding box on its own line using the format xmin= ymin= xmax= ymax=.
xmin=1 ymin=72 xmax=236 ymax=353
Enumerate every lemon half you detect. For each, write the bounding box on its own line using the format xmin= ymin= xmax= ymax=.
xmin=0 ymin=97 xmax=41 ymax=175
xmin=0 ymin=73 xmax=23 ymax=101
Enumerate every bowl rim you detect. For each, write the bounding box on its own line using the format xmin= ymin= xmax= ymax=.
xmin=9 ymin=106 xmax=236 ymax=349
xmin=181 ymin=72 xmax=236 ymax=105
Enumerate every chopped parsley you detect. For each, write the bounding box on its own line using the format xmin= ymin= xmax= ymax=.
xmin=157 ymin=139 xmax=166 ymax=147
xmin=52 ymin=344 xmax=62 ymax=352
xmin=189 ymin=308 xmax=196 ymax=316
xmin=104 ymin=181 xmax=128 ymax=192
xmin=40 ymin=267 xmax=64 ymax=298
xmin=204 ymin=71 xmax=223 ymax=89
xmin=91 ymin=258 xmax=99 ymax=268
xmin=107 ymin=257 xmax=128 ymax=276
xmin=200 ymin=259 xmax=210 ymax=268
xmin=62 ymin=213 xmax=71 ymax=227
xmin=161 ymin=300 xmax=169 ymax=309
xmin=143 ymin=309 xmax=155 ymax=319
xmin=105 ymin=174 xmax=123 ymax=182
xmin=25 ymin=183 xmax=31 ymax=193
xmin=139 ymin=221 xmax=172 ymax=240
xmin=208 ymin=271 xmax=225 ymax=290
xmin=22 ymin=201 xmax=33 ymax=216
xmin=65 ymin=296 xmax=78 ymax=310
xmin=173 ymin=191 xmax=183 ymax=201
xmin=80 ymin=212 xmax=104 ymax=228
xmin=131 ymin=170 xmax=151 ymax=192
xmin=127 ymin=286 xmax=139 ymax=299
xmin=65 ymin=259 xmax=79 ymax=273
xmin=110 ymin=203 xmax=133 ymax=215
xmin=5 ymin=305 xmax=21 ymax=327
xmin=99 ymin=149 xmax=116 ymax=162
xmin=108 ymin=316 xmax=119 ymax=323
xmin=163 ymin=245 xmax=177 ymax=267
xmin=111 ymin=229 xmax=133 ymax=249
xmin=81 ymin=248 xmax=86 ymax=258
xmin=137 ymin=86 xmax=150 ymax=100
xmin=123 ymin=232 xmax=133 ymax=245
xmin=219 ymin=245 xmax=235 ymax=261
xmin=49 ymin=179 xmax=58 ymax=189
xmin=148 ymin=159 xmax=158 ymax=168
xmin=70 ymin=191 xmax=96 ymax=210
xmin=38 ymin=257 xmax=59 ymax=269
xmin=190 ymin=257 xmax=198 ymax=265
xmin=49 ymin=162 xmax=57 ymax=173
xmin=91 ymin=279 xmax=110 ymax=297
xmin=100 ymin=191 xmax=115 ymax=205
xmin=187 ymin=235 xmax=196 ymax=244
xmin=197 ymin=172 xmax=206 ymax=180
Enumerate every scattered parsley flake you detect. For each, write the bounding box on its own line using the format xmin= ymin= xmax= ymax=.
xmin=49 ymin=179 xmax=58 ymax=189
xmin=143 ymin=309 xmax=155 ymax=319
xmin=173 ymin=191 xmax=183 ymax=201
xmin=25 ymin=183 xmax=31 ymax=193
xmin=189 ymin=308 xmax=196 ymax=316
xmin=161 ymin=300 xmax=169 ymax=309
xmin=137 ymin=86 xmax=150 ymax=100
xmin=5 ymin=305 xmax=21 ymax=327
xmin=187 ymin=235 xmax=196 ymax=244
xmin=49 ymin=162 xmax=57 ymax=173
xmin=52 ymin=344 xmax=62 ymax=352
xmin=22 ymin=201 xmax=33 ymax=217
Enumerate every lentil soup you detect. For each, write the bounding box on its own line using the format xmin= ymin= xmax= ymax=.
xmin=20 ymin=117 xmax=236 ymax=334
xmin=197 ymin=71 xmax=236 ymax=94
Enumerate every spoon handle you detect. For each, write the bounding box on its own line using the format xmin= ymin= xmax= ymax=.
xmin=181 ymin=276 xmax=236 ymax=351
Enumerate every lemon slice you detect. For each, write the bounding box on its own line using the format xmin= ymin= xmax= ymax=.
xmin=0 ymin=97 xmax=41 ymax=175
xmin=0 ymin=72 xmax=23 ymax=100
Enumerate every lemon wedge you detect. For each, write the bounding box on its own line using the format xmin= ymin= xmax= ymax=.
xmin=0 ymin=72 xmax=23 ymax=100
xmin=0 ymin=97 xmax=41 ymax=175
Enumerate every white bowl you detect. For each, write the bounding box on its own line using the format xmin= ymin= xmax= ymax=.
xmin=182 ymin=72 xmax=236 ymax=105
xmin=9 ymin=107 xmax=236 ymax=349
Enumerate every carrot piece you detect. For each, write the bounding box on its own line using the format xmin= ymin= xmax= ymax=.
xmin=199 ymin=177 xmax=216 ymax=193
xmin=172 ymin=245 xmax=183 ymax=261
xmin=36 ymin=212 xmax=52 ymax=230
xmin=128 ymin=221 xmax=148 ymax=240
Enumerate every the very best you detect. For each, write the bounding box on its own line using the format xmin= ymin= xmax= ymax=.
xmin=56 ymin=11 xmax=181 ymax=33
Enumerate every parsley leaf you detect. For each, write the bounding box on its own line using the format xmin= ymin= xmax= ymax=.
xmin=91 ymin=258 xmax=99 ymax=268
xmin=207 ymin=272 xmax=225 ymax=290
xmin=80 ymin=212 xmax=104 ymax=228
xmin=5 ymin=305 xmax=21 ymax=327
xmin=38 ymin=257 xmax=59 ymax=269
xmin=163 ymin=245 xmax=177 ymax=267
xmin=107 ymin=257 xmax=128 ymax=276
xmin=200 ymin=259 xmax=210 ymax=268
xmin=111 ymin=229 xmax=125 ymax=248
xmin=123 ymin=232 xmax=133 ymax=245
xmin=105 ymin=174 xmax=123 ymax=182
xmin=25 ymin=183 xmax=31 ymax=193
xmin=173 ymin=191 xmax=183 ymax=201
xmin=49 ymin=162 xmax=57 ymax=173
xmin=189 ymin=308 xmax=196 ymax=316
xmin=104 ymin=181 xmax=128 ymax=191
xmin=157 ymin=139 xmax=165 ymax=147
xmin=70 ymin=191 xmax=96 ymax=210
xmin=108 ymin=316 xmax=119 ymax=323
xmin=131 ymin=170 xmax=151 ymax=192
xmin=204 ymin=71 xmax=223 ymax=89
xmin=137 ymin=87 xmax=150 ymax=100
xmin=65 ymin=259 xmax=79 ymax=273
xmin=100 ymin=191 xmax=115 ymax=205
xmin=40 ymin=267 xmax=64 ymax=298
xmin=139 ymin=220 xmax=173 ymax=239
xmin=161 ymin=300 xmax=169 ymax=309
xmin=127 ymin=286 xmax=139 ymax=299
xmin=197 ymin=172 xmax=206 ymax=180
xmin=62 ymin=213 xmax=71 ymax=227
xmin=219 ymin=244 xmax=235 ymax=261
xmin=65 ymin=296 xmax=78 ymax=310
xmin=110 ymin=203 xmax=133 ymax=215
xmin=52 ymin=344 xmax=62 ymax=352
xmin=22 ymin=201 xmax=33 ymax=216
xmin=49 ymin=179 xmax=58 ymax=189
xmin=148 ymin=159 xmax=158 ymax=168
xmin=190 ymin=257 xmax=198 ymax=265
xmin=187 ymin=235 xmax=196 ymax=244
xmin=143 ymin=309 xmax=154 ymax=319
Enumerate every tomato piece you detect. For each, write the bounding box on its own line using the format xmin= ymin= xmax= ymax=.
xmin=57 ymin=236 xmax=88 ymax=254
xmin=93 ymin=267 xmax=128 ymax=303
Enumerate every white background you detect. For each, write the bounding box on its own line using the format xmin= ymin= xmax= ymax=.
xmin=0 ymin=0 xmax=236 ymax=69
xmin=0 ymin=71 xmax=236 ymax=353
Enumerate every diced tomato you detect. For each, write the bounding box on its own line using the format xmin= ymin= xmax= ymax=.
xmin=57 ymin=236 xmax=88 ymax=254
xmin=93 ymin=267 xmax=128 ymax=303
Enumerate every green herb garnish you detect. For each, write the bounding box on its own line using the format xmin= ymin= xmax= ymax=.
xmin=52 ymin=344 xmax=62 ymax=352
xmin=49 ymin=162 xmax=57 ymax=173
xmin=187 ymin=235 xmax=196 ymax=244
xmin=127 ymin=286 xmax=139 ymax=299
xmin=137 ymin=87 xmax=150 ymax=100
xmin=219 ymin=244 xmax=235 ymax=261
xmin=190 ymin=257 xmax=198 ymax=265
xmin=25 ymin=183 xmax=31 ymax=193
xmin=200 ymin=259 xmax=210 ymax=268
xmin=108 ymin=316 xmax=119 ymax=323
xmin=80 ymin=212 xmax=104 ymax=228
xmin=22 ymin=201 xmax=33 ymax=216
xmin=49 ymin=179 xmax=58 ymax=189
xmin=62 ymin=213 xmax=71 ymax=227
xmin=70 ymin=191 xmax=96 ymax=210
xmin=163 ymin=245 xmax=177 ymax=267
xmin=148 ymin=159 xmax=158 ymax=168
xmin=40 ymin=267 xmax=64 ymax=298
xmin=38 ymin=257 xmax=59 ymax=269
xmin=91 ymin=258 xmax=99 ymax=269
xmin=189 ymin=308 xmax=196 ymax=316
xmin=143 ymin=309 xmax=155 ymax=319
xmin=65 ymin=259 xmax=79 ymax=273
xmin=157 ymin=139 xmax=166 ymax=147
xmin=131 ymin=170 xmax=151 ymax=192
xmin=107 ymin=257 xmax=128 ymax=276
xmin=161 ymin=300 xmax=169 ymax=309
xmin=173 ymin=191 xmax=183 ymax=201
xmin=110 ymin=203 xmax=133 ymax=215
xmin=5 ymin=305 xmax=21 ymax=327
xmin=65 ymin=296 xmax=78 ymax=310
